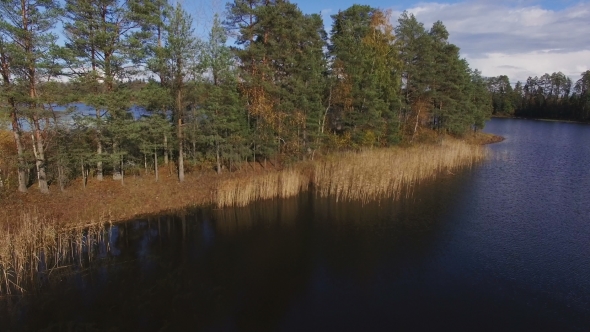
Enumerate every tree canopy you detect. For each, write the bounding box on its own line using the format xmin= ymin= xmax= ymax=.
xmin=0 ymin=0 xmax=497 ymax=194
xmin=487 ymin=70 xmax=590 ymax=122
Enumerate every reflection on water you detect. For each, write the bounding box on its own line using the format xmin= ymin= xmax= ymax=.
xmin=1 ymin=118 xmax=590 ymax=331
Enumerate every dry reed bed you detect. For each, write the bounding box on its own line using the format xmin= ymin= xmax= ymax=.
xmin=216 ymin=170 xmax=309 ymax=208
xmin=0 ymin=213 xmax=107 ymax=296
xmin=216 ymin=139 xmax=487 ymax=206
xmin=313 ymin=139 xmax=486 ymax=203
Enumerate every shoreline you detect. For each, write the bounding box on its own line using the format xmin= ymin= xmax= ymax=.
xmin=491 ymin=115 xmax=590 ymax=125
xmin=1 ymin=133 xmax=504 ymax=228
xmin=0 ymin=135 xmax=499 ymax=295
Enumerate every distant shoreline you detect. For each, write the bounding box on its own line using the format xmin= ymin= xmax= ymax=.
xmin=491 ymin=115 xmax=590 ymax=125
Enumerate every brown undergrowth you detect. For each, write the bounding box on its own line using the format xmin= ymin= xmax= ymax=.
xmin=0 ymin=135 xmax=494 ymax=295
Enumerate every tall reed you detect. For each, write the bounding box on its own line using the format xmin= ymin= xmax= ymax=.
xmin=215 ymin=139 xmax=487 ymax=207
xmin=313 ymin=139 xmax=487 ymax=203
xmin=216 ymin=169 xmax=309 ymax=208
xmin=0 ymin=213 xmax=107 ymax=296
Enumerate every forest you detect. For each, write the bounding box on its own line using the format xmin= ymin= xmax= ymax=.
xmin=487 ymin=71 xmax=590 ymax=121
xmin=1 ymin=0 xmax=496 ymax=195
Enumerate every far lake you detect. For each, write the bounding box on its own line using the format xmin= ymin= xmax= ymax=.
xmin=2 ymin=118 xmax=589 ymax=331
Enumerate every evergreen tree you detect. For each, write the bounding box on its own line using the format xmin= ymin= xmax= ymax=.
xmin=136 ymin=80 xmax=173 ymax=164
xmin=428 ymin=22 xmax=475 ymax=135
xmin=573 ymin=70 xmax=590 ymax=121
xmin=488 ymin=75 xmax=515 ymax=115
xmin=199 ymin=15 xmax=245 ymax=173
xmin=469 ymin=69 xmax=493 ymax=131
xmin=0 ymin=32 xmax=28 ymax=192
xmin=0 ymin=0 xmax=63 ymax=193
xmin=62 ymin=0 xmax=154 ymax=181
xmin=229 ymin=0 xmax=328 ymax=159
xmin=136 ymin=113 xmax=170 ymax=181
xmin=329 ymin=5 xmax=400 ymax=147
xmin=490 ymin=71 xmax=590 ymax=122
xmin=395 ymin=11 xmax=433 ymax=139
xmin=162 ymin=3 xmax=200 ymax=182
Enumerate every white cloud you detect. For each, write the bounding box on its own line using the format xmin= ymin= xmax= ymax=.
xmin=320 ymin=8 xmax=333 ymax=16
xmin=390 ymin=1 xmax=590 ymax=83
xmin=469 ymin=50 xmax=590 ymax=84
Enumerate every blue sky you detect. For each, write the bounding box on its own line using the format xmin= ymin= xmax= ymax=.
xmin=301 ymin=0 xmax=588 ymax=84
xmin=184 ymin=0 xmax=589 ymax=83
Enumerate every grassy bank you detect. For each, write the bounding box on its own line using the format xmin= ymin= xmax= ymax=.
xmin=0 ymin=135 xmax=495 ymax=295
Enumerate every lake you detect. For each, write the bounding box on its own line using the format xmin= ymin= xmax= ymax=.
xmin=2 ymin=118 xmax=589 ymax=331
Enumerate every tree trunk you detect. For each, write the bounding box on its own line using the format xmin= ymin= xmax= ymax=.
xmin=192 ymin=107 xmax=197 ymax=165
xmin=302 ymin=118 xmax=307 ymax=161
xmin=192 ymin=140 xmax=196 ymax=165
xmin=97 ymin=141 xmax=103 ymax=181
xmin=81 ymin=159 xmax=86 ymax=189
xmin=176 ymin=76 xmax=185 ymax=182
xmin=32 ymin=135 xmax=40 ymax=185
xmin=10 ymin=111 xmax=27 ymax=193
xmin=2 ymin=47 xmax=27 ymax=192
xmin=120 ymin=157 xmax=124 ymax=185
xmin=58 ymin=161 xmax=65 ymax=192
xmin=178 ymin=117 xmax=185 ymax=182
xmin=32 ymin=116 xmax=49 ymax=194
xmin=412 ymin=106 xmax=421 ymax=142
xmin=112 ymin=142 xmax=121 ymax=180
xmin=22 ymin=1 xmax=48 ymax=194
xmin=321 ymin=88 xmax=332 ymax=135
xmin=96 ymin=109 xmax=103 ymax=181
xmin=216 ymin=141 xmax=221 ymax=175
xmin=154 ymin=148 xmax=159 ymax=182
xmin=164 ymin=134 xmax=169 ymax=165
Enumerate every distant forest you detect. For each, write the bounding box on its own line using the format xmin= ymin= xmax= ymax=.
xmin=0 ymin=0 xmax=585 ymax=195
xmin=487 ymin=71 xmax=590 ymax=121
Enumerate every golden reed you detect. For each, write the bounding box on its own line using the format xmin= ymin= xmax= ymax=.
xmin=0 ymin=212 xmax=107 ymax=296
xmin=216 ymin=139 xmax=487 ymax=207
xmin=313 ymin=139 xmax=486 ymax=203
xmin=216 ymin=169 xmax=309 ymax=208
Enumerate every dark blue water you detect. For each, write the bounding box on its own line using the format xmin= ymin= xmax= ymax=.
xmin=2 ymin=118 xmax=589 ymax=331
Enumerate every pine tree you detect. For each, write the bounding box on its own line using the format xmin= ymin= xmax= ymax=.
xmin=329 ymin=5 xmax=400 ymax=147
xmin=162 ymin=3 xmax=200 ymax=182
xmin=469 ymin=69 xmax=493 ymax=131
xmin=395 ymin=11 xmax=433 ymax=139
xmin=0 ymin=33 xmax=28 ymax=192
xmin=428 ymin=21 xmax=474 ymax=134
xmin=0 ymin=0 xmax=63 ymax=193
xmin=62 ymin=0 xmax=154 ymax=181
xmin=574 ymin=70 xmax=590 ymax=121
xmin=198 ymin=15 xmax=246 ymax=173
xmin=228 ymin=0 xmax=328 ymax=159
xmin=136 ymin=80 xmax=173 ymax=165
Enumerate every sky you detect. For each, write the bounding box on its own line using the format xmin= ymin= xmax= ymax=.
xmin=189 ymin=0 xmax=589 ymax=84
